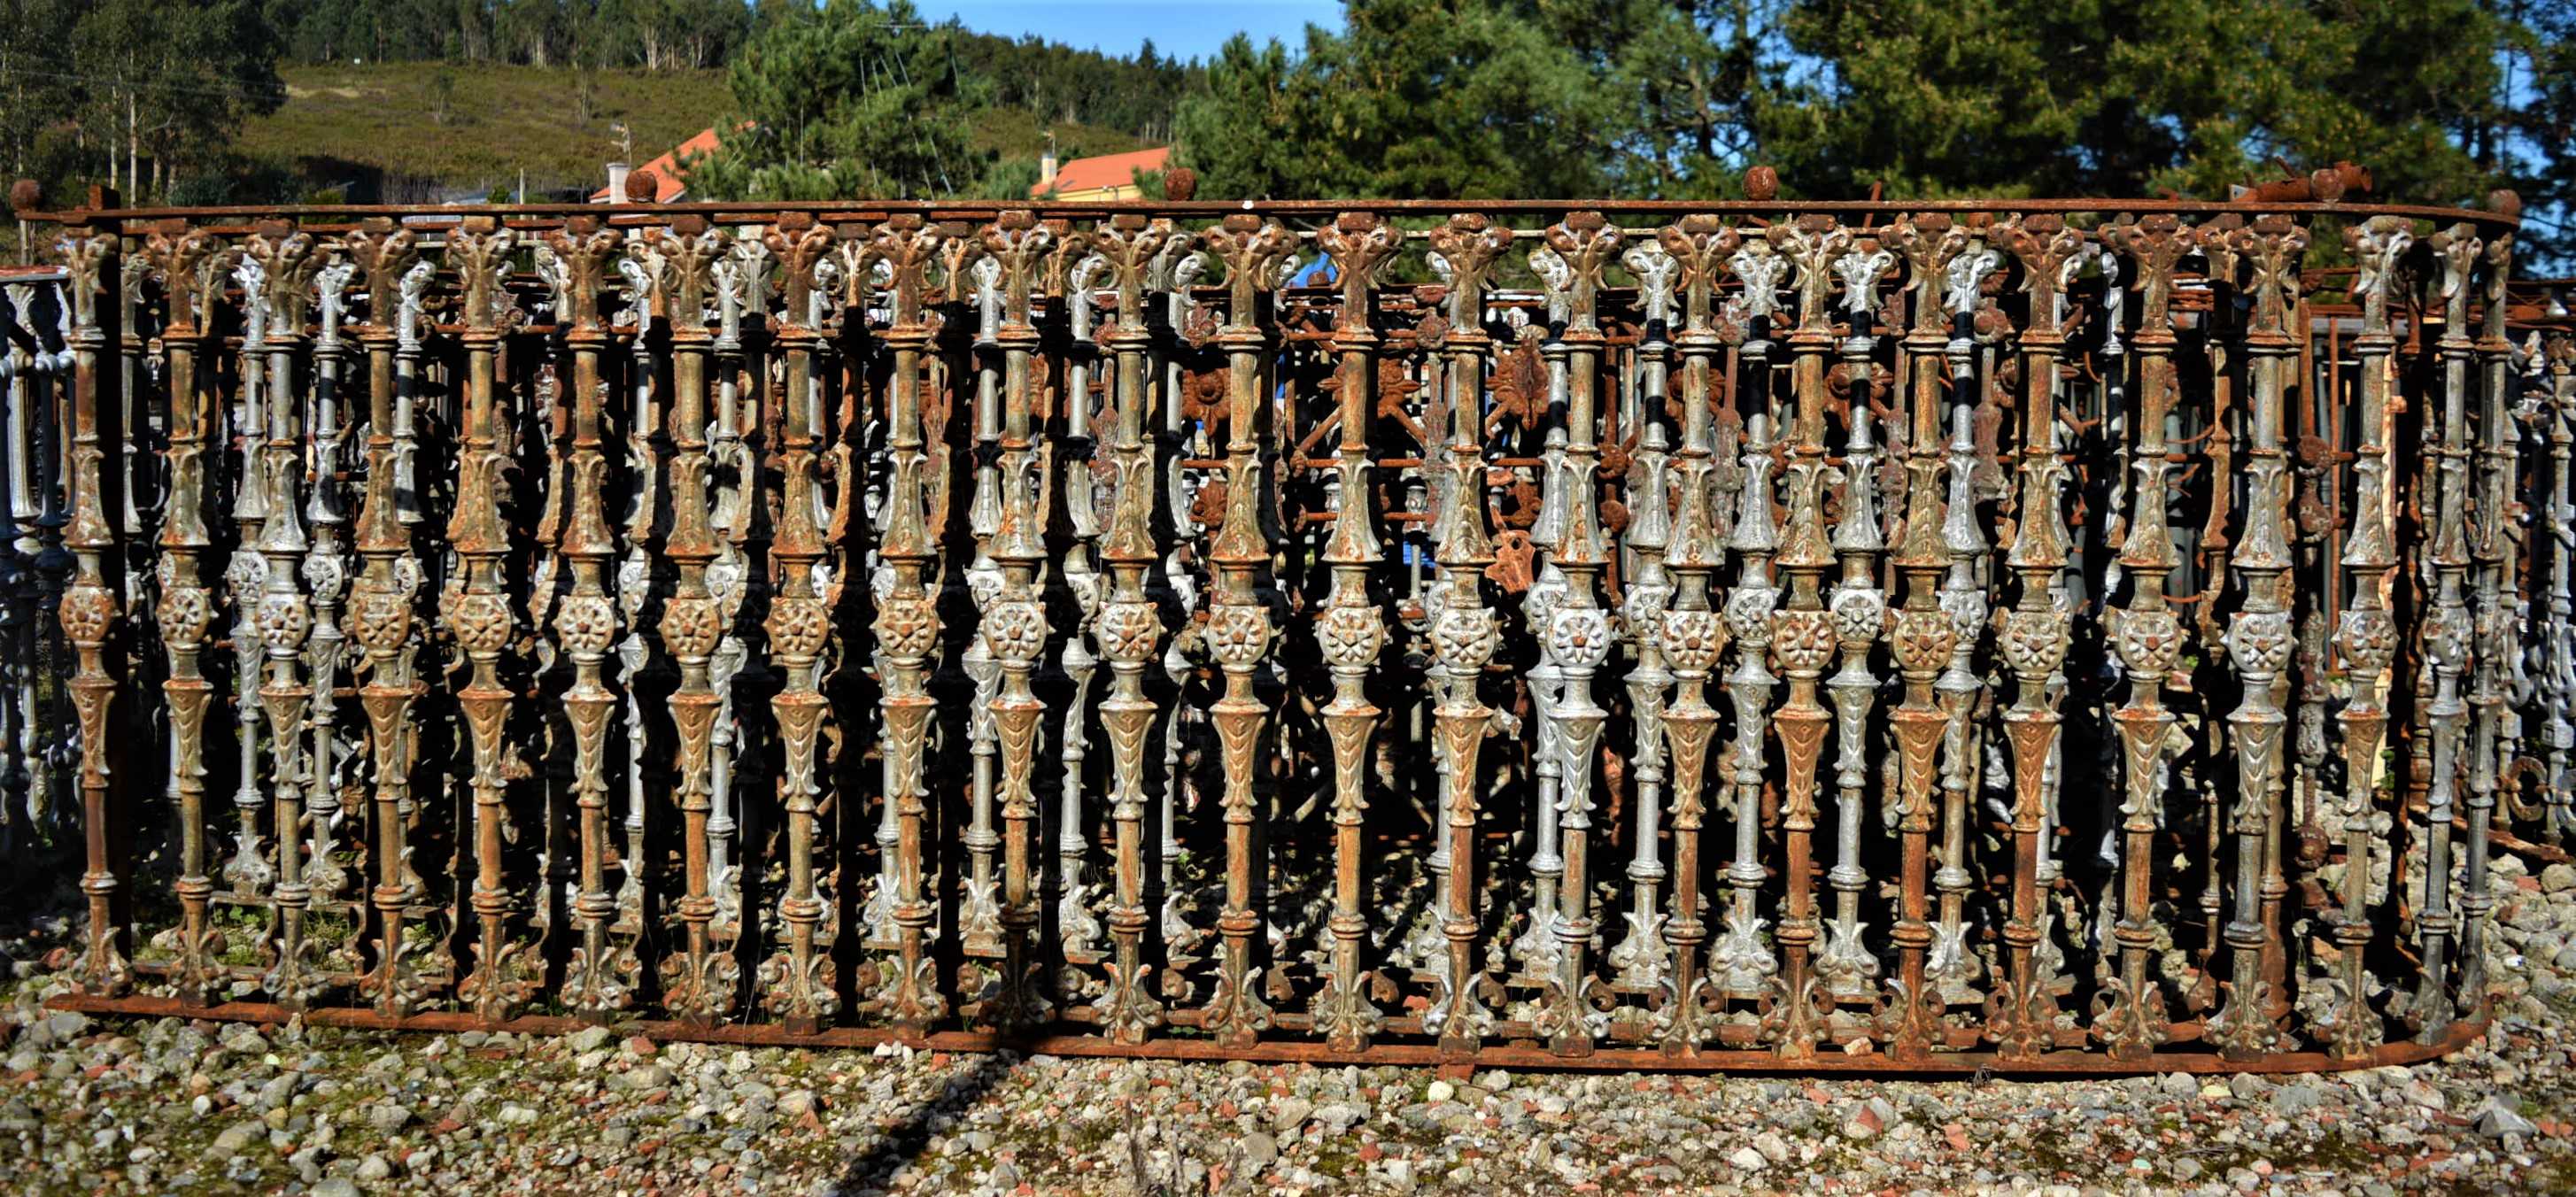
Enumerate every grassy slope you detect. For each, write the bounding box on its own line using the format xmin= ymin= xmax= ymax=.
xmin=238 ymin=62 xmax=1149 ymax=200
xmin=240 ymin=63 xmax=734 ymax=197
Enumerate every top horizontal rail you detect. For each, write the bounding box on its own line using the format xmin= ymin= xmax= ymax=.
xmin=10 ymin=192 xmax=2526 ymax=234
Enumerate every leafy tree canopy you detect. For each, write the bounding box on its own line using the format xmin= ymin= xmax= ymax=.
xmin=1172 ymin=0 xmax=2571 ymax=263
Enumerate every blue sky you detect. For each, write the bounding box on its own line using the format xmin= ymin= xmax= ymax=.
xmin=909 ymin=1 xmax=1343 ymax=63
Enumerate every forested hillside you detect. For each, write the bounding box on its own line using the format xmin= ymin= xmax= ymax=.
xmin=3 ymin=0 xmax=2568 ymax=266
xmin=0 ymin=0 xmax=1197 ymax=209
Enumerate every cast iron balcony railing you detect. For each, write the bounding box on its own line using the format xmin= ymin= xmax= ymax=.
xmin=4 ymin=181 xmax=2566 ymax=1074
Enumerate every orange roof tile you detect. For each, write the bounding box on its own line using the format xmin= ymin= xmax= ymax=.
xmin=1033 ymin=147 xmax=1170 ymax=198
xmin=592 ymin=125 xmax=728 ymax=203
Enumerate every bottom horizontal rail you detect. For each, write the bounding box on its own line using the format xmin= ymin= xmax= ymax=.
xmin=40 ymin=992 xmax=2480 ymax=1077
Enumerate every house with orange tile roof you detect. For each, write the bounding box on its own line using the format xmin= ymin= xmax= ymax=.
xmin=592 ymin=125 xmax=728 ymax=204
xmin=1032 ymin=146 xmax=1169 ymax=202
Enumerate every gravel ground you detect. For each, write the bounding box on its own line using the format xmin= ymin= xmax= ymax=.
xmin=1 ymin=856 xmax=2572 ymax=1194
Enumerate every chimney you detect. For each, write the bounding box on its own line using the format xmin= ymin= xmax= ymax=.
xmin=1040 ymin=130 xmax=1058 ymax=186
xmin=605 ymin=161 xmax=630 ymax=205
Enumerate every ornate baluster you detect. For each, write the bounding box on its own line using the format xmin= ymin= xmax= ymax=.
xmin=837 ymin=230 xmax=906 ymax=957
xmin=24 ymin=271 xmax=70 ymax=844
xmin=1086 ymin=213 xmax=1172 ymax=1043
xmin=1884 ymin=214 xmax=1969 ymax=1059
xmin=1514 ymin=243 xmax=1571 ymax=984
xmin=2463 ymin=208 xmax=2517 ymax=1019
xmin=752 ymin=212 xmax=845 ymax=1024
xmin=243 ymin=222 xmax=323 ymax=1008
xmin=1820 ymin=234 xmax=1894 ymax=1011
xmin=959 ymin=248 xmax=1007 ymax=965
xmin=612 ymin=236 xmax=677 ymax=1005
xmin=1414 ymin=214 xmax=1511 ymax=1056
xmin=0 ymin=280 xmax=33 ymax=848
xmin=306 ymin=256 xmax=359 ymax=939
xmin=56 ymin=219 xmax=129 ymax=996
xmin=1153 ymin=238 xmax=1205 ymax=978
xmin=2303 ymin=214 xmax=2410 ymax=1057
xmin=2543 ymin=331 xmax=2576 ymax=840
xmin=972 ymin=210 xmax=1057 ymax=1031
xmin=2195 ymin=225 xmax=2245 ymax=1000
xmin=345 ymin=222 xmax=435 ymax=1017
xmin=1931 ymin=224 xmax=2001 ymax=1010
xmin=1191 ymin=213 xmax=1290 ymax=1046
xmin=856 ymin=214 xmax=950 ymax=1035
xmin=705 ymin=266 xmax=759 ymax=1013
xmin=726 ymin=209 xmax=814 ymax=1019
xmin=1758 ymin=214 xmax=1847 ymax=1056
xmin=1612 ymin=238 xmax=1678 ymax=995
xmin=220 ymin=250 xmax=273 ymax=906
xmin=143 ymin=222 xmax=228 ymax=1004
xmin=600 ymin=211 xmax=735 ymax=1025
xmin=1056 ymin=250 xmax=1110 ymax=966
xmin=542 ymin=219 xmax=634 ymax=1019
xmin=1530 ymin=212 xmax=1620 ymax=1057
xmin=1986 ymin=215 xmax=2083 ymax=1057
xmin=445 ymin=216 xmax=539 ymax=1022
xmin=1649 ymin=215 xmax=1739 ymax=1054
xmin=2208 ymin=214 xmax=2309 ymax=1059
xmin=2093 ymin=215 xmax=2194 ymax=1060
xmin=1713 ymin=230 xmax=1784 ymax=1001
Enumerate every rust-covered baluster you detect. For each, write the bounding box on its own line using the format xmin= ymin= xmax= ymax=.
xmin=143 ymin=222 xmax=228 ymax=1005
xmin=758 ymin=212 xmax=840 ymax=1031
xmin=2312 ymin=214 xmax=2410 ymax=1058
xmin=1930 ymin=225 xmax=2001 ymax=1011
xmin=1612 ymin=238 xmax=1678 ymax=996
xmin=1057 ymin=250 xmax=1110 ymax=966
xmin=1883 ymin=214 xmax=1967 ymax=1060
xmin=55 ymin=218 xmax=129 ymax=997
xmin=542 ymin=220 xmax=637 ymax=1020
xmin=1989 ymin=215 xmax=2083 ymax=1058
xmin=860 ymin=214 xmax=950 ymax=1035
xmin=345 ymin=222 xmax=432 ymax=1018
xmin=1652 ymin=215 xmax=1739 ymax=1055
xmin=1087 ymin=213 xmax=1172 ymax=1044
xmin=699 ymin=220 xmax=761 ymax=1014
xmin=1714 ymin=230 xmax=1784 ymax=1001
xmin=976 ymin=210 xmax=1057 ymax=1031
xmin=2093 ymin=215 xmax=2193 ymax=1061
xmin=2209 ymin=214 xmax=2309 ymax=1060
xmin=558 ymin=220 xmax=646 ymax=1018
xmin=619 ymin=208 xmax=740 ymax=1026
xmin=445 ymin=216 xmax=538 ymax=1022
xmin=244 ymin=223 xmax=322 ymax=1008
xmin=1533 ymin=212 xmax=1621 ymax=1058
xmin=1414 ymin=214 xmax=1511 ymax=1056
xmin=1195 ymin=213 xmax=1291 ymax=1046
xmin=2463 ymin=212 xmax=2516 ymax=1018
xmin=1821 ymin=235 xmax=1894 ymax=1012
xmin=1760 ymin=214 xmax=1846 ymax=1057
